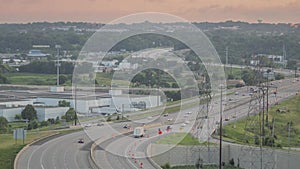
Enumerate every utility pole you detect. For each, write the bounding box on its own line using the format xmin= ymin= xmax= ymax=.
xmin=219 ymin=85 xmax=224 ymax=169
xmin=55 ymin=45 xmax=61 ymax=86
xmin=288 ymin=121 xmax=291 ymax=169
xmin=272 ymin=118 xmax=275 ymax=147
xmin=74 ymin=84 xmax=78 ymax=126
xmin=266 ymin=77 xmax=269 ymax=126
xmin=262 ymin=88 xmax=265 ymax=145
xmin=225 ymin=46 xmax=228 ymax=66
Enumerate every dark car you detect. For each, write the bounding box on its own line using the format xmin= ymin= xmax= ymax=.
xmin=78 ymin=138 xmax=84 ymax=143
xmin=97 ymin=123 xmax=104 ymax=126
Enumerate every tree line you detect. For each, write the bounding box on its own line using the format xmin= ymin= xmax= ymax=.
xmin=1 ymin=21 xmax=300 ymax=64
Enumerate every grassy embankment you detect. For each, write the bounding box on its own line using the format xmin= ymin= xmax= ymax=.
xmin=222 ymin=94 xmax=300 ymax=148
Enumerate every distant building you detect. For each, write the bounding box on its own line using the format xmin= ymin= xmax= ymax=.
xmin=263 ymin=71 xmax=275 ymax=80
xmin=250 ymin=54 xmax=287 ymax=66
xmin=100 ymin=60 xmax=118 ymax=67
xmin=36 ymin=106 xmax=69 ymax=121
xmin=26 ymin=50 xmax=48 ymax=60
xmin=0 ymin=105 xmax=23 ymax=122
xmin=0 ymin=88 xmax=162 ymax=120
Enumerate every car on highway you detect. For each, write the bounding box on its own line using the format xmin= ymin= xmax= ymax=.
xmin=97 ymin=123 xmax=104 ymax=126
xmin=167 ymin=118 xmax=173 ymax=121
xmin=163 ymin=113 xmax=169 ymax=117
xmin=84 ymin=124 xmax=92 ymax=127
xmin=123 ymin=124 xmax=131 ymax=129
xmin=78 ymin=138 xmax=84 ymax=144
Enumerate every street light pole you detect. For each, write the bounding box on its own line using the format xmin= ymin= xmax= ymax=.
xmin=55 ymin=45 xmax=61 ymax=86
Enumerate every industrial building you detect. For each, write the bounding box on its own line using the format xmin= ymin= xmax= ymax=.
xmin=0 ymin=87 xmax=162 ymax=122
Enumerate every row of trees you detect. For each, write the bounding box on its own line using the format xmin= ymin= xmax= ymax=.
xmin=1 ymin=22 xmax=300 ymax=63
xmin=19 ymin=60 xmax=74 ymax=74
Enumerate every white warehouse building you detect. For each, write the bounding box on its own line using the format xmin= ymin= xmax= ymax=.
xmin=0 ymin=105 xmax=23 ymax=122
xmin=36 ymin=106 xmax=69 ymax=121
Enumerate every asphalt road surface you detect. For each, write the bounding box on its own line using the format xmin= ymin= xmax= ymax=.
xmin=16 ymin=131 xmax=92 ymax=169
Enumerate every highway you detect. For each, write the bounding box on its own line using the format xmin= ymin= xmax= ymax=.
xmin=92 ymin=77 xmax=300 ymax=169
xmin=16 ymin=77 xmax=300 ymax=169
xmin=16 ymin=131 xmax=93 ymax=169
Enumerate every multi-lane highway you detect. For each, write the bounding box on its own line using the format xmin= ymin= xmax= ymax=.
xmin=16 ymin=131 xmax=92 ymax=169
xmin=16 ymin=77 xmax=300 ymax=169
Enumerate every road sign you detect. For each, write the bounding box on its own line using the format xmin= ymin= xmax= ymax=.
xmin=13 ymin=128 xmax=27 ymax=144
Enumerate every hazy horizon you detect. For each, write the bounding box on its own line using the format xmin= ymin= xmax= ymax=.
xmin=0 ymin=0 xmax=299 ymax=24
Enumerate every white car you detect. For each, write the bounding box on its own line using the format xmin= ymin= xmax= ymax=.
xmin=184 ymin=120 xmax=190 ymax=124
xmin=84 ymin=124 xmax=92 ymax=127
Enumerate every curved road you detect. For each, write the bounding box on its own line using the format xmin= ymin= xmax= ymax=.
xmin=16 ymin=131 xmax=93 ymax=169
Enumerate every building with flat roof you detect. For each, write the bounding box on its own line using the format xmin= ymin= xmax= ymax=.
xmin=26 ymin=50 xmax=49 ymax=60
xmin=0 ymin=87 xmax=162 ymax=120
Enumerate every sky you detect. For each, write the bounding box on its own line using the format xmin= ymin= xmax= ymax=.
xmin=0 ymin=0 xmax=299 ymax=24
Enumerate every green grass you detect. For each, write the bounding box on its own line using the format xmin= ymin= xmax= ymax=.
xmin=0 ymin=131 xmax=57 ymax=169
xmin=225 ymin=67 xmax=243 ymax=79
xmin=222 ymin=94 xmax=300 ymax=148
xmin=6 ymin=73 xmax=58 ymax=85
xmin=95 ymin=72 xmax=112 ymax=87
xmin=0 ymin=128 xmax=82 ymax=169
xmin=156 ymin=133 xmax=201 ymax=145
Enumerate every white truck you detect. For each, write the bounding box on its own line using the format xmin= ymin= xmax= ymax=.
xmin=133 ymin=127 xmax=145 ymax=138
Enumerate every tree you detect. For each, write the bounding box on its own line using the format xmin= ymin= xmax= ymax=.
xmin=58 ymin=100 xmax=70 ymax=107
xmin=15 ymin=114 xmax=22 ymax=120
xmin=21 ymin=104 xmax=37 ymax=121
xmin=59 ymin=75 xmax=68 ymax=85
xmin=28 ymin=119 xmax=39 ymax=130
xmin=55 ymin=116 xmax=60 ymax=124
xmin=40 ymin=120 xmax=50 ymax=127
xmin=275 ymin=73 xmax=285 ymax=80
xmin=64 ymin=108 xmax=76 ymax=122
xmin=241 ymin=69 xmax=257 ymax=85
xmin=0 ymin=116 xmax=8 ymax=133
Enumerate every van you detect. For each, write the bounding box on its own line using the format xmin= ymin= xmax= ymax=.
xmin=133 ymin=127 xmax=145 ymax=138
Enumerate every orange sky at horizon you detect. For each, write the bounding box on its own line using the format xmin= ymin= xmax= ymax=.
xmin=0 ymin=0 xmax=299 ymax=24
